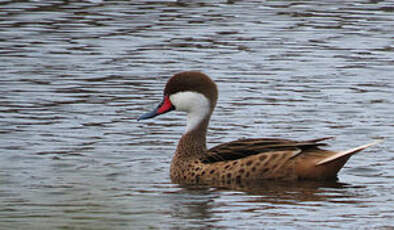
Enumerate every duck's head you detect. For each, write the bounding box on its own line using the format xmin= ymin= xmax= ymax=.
xmin=138 ymin=71 xmax=218 ymax=132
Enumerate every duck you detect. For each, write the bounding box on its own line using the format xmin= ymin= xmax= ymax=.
xmin=138 ymin=71 xmax=381 ymax=186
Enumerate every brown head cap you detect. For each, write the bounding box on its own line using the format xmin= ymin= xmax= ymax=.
xmin=164 ymin=71 xmax=218 ymax=109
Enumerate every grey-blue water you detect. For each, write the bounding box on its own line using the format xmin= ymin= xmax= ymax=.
xmin=0 ymin=0 xmax=393 ymax=229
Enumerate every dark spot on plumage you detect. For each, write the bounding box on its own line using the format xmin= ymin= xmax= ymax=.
xmin=246 ymin=172 xmax=250 ymax=177
xmin=210 ymin=169 xmax=215 ymax=174
xmin=239 ymin=169 xmax=245 ymax=174
xmin=233 ymin=161 xmax=238 ymax=165
xmin=236 ymin=175 xmax=241 ymax=184
xmin=224 ymin=164 xmax=230 ymax=169
xmin=251 ymin=167 xmax=256 ymax=172
xmin=201 ymin=171 xmax=206 ymax=175
xmin=246 ymin=161 xmax=253 ymax=166
xmin=259 ymin=155 xmax=267 ymax=161
xmin=227 ymin=173 xmax=232 ymax=178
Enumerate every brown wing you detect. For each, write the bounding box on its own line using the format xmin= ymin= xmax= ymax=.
xmin=202 ymin=137 xmax=333 ymax=163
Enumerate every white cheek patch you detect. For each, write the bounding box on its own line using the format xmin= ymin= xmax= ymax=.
xmin=170 ymin=91 xmax=211 ymax=132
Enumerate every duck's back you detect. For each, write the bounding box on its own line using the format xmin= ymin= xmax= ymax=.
xmin=171 ymin=137 xmax=352 ymax=185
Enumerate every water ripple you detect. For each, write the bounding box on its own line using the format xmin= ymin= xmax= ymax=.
xmin=0 ymin=0 xmax=393 ymax=229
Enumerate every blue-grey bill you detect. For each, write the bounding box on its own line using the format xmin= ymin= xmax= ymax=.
xmin=137 ymin=108 xmax=158 ymax=121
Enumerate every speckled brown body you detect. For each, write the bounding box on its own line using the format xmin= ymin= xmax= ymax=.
xmin=140 ymin=71 xmax=380 ymax=186
xmin=170 ymin=149 xmax=298 ymax=185
xmin=170 ymin=131 xmax=349 ymax=186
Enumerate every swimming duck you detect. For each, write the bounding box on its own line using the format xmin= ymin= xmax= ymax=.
xmin=138 ymin=71 xmax=381 ymax=186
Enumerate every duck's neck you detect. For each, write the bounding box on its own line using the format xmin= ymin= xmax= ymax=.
xmin=175 ymin=117 xmax=210 ymax=159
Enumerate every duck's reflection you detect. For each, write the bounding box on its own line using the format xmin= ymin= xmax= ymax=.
xmin=166 ymin=185 xmax=219 ymax=223
xmin=166 ymin=180 xmax=361 ymax=228
xmin=216 ymin=180 xmax=350 ymax=202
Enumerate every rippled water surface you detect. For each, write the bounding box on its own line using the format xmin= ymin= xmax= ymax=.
xmin=0 ymin=0 xmax=393 ymax=229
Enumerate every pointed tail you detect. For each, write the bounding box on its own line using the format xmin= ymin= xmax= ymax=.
xmin=316 ymin=139 xmax=383 ymax=166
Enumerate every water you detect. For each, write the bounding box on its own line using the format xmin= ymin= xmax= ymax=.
xmin=0 ymin=0 xmax=393 ymax=229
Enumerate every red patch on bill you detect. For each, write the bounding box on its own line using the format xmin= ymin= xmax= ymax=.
xmin=157 ymin=96 xmax=174 ymax=114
